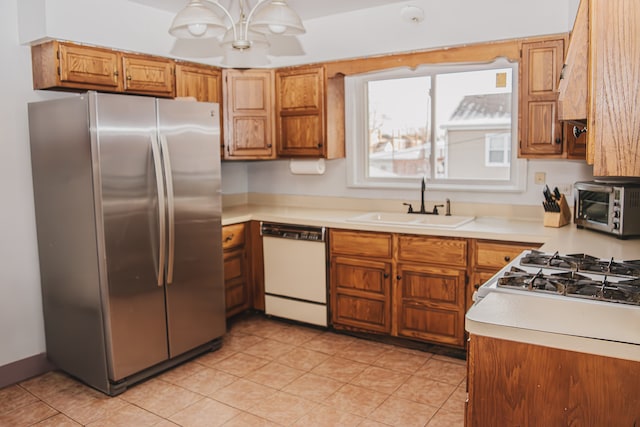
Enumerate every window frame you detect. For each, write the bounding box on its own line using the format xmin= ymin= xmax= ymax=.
xmin=345 ymin=58 xmax=527 ymax=192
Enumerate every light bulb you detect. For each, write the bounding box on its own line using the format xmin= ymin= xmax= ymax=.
xmin=268 ymin=24 xmax=287 ymax=34
xmin=188 ymin=23 xmax=207 ymax=36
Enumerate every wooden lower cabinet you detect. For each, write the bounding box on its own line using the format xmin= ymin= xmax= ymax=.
xmin=222 ymin=223 xmax=251 ymax=317
xmin=467 ymin=239 xmax=541 ymax=312
xmin=467 ymin=334 xmax=640 ymax=426
xmin=331 ymin=255 xmax=392 ymax=333
xmin=396 ymin=263 xmax=466 ymax=347
xmin=330 ymin=229 xmax=393 ymax=334
xmin=330 ymin=229 xmax=467 ymax=347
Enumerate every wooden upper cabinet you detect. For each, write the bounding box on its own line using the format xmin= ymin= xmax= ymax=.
xmin=175 ymin=63 xmax=224 ymax=156
xmin=558 ymin=0 xmax=640 ymax=176
xmin=557 ymin=0 xmax=589 ymax=123
xmin=275 ymin=66 xmax=345 ymax=158
xmin=175 ymin=63 xmax=222 ymax=102
xmin=223 ymin=69 xmax=276 ymax=160
xmin=519 ymin=38 xmax=565 ymax=157
xmin=31 ymin=41 xmax=175 ymax=98
xmin=121 ymin=54 xmax=175 ymax=97
xmin=32 ymin=40 xmax=122 ymax=91
xmin=590 ymin=0 xmax=640 ymax=177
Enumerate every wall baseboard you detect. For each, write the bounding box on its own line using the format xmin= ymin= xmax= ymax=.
xmin=0 ymin=353 xmax=55 ymax=389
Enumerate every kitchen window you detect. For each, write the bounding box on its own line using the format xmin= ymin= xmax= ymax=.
xmin=345 ymin=58 xmax=526 ymax=191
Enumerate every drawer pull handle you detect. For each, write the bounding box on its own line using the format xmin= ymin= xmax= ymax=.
xmin=504 ymin=255 xmax=511 ymax=262
xmin=224 ymin=234 xmax=234 ymax=242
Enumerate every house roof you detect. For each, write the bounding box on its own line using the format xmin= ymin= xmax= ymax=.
xmin=441 ymin=93 xmax=511 ymax=129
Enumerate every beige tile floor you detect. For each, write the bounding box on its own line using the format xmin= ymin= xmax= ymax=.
xmin=0 ymin=315 xmax=466 ymax=426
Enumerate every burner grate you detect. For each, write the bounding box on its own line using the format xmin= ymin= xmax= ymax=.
xmin=496 ymin=261 xmax=640 ymax=306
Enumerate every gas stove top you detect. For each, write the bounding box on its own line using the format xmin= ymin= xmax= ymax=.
xmin=520 ymin=250 xmax=640 ymax=278
xmin=480 ymin=250 xmax=640 ymax=306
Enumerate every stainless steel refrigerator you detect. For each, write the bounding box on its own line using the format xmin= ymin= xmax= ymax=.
xmin=28 ymin=91 xmax=226 ymax=395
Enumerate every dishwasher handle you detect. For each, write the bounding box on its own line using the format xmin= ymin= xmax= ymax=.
xmin=261 ymin=222 xmax=326 ymax=242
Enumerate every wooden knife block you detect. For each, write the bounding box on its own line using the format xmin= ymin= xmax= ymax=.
xmin=543 ymin=194 xmax=572 ymax=228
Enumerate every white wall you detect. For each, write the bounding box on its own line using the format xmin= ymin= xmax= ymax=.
xmin=0 ymin=0 xmax=48 ymax=366
xmin=245 ymin=158 xmax=593 ymax=207
xmin=1 ymin=0 xmax=582 ymax=368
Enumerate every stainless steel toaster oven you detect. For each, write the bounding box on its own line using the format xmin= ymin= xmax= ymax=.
xmin=574 ymin=181 xmax=640 ymax=238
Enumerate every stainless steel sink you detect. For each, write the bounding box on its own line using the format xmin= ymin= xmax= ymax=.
xmin=346 ymin=212 xmax=475 ymax=229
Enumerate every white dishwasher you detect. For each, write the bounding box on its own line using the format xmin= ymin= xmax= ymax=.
xmin=261 ymin=222 xmax=328 ymax=327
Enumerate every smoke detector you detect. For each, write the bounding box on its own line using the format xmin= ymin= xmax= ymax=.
xmin=401 ymin=5 xmax=425 ymax=24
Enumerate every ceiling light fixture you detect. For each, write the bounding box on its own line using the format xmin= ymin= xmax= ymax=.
xmin=169 ymin=0 xmax=305 ymax=66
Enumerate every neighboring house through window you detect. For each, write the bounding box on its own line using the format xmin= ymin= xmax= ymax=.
xmin=345 ymin=58 xmax=526 ymax=191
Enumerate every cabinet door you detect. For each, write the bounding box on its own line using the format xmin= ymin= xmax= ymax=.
xmin=122 ymin=54 xmax=175 ymax=97
xmin=396 ymin=263 xmax=466 ymax=347
xmin=467 ymin=271 xmax=497 ymax=313
xmin=591 ymin=0 xmax=640 ymax=177
xmin=519 ymin=39 xmax=565 ymax=157
xmin=223 ymin=69 xmax=276 ymax=159
xmin=331 ymin=256 xmax=392 ymax=334
xmin=58 ymin=43 xmax=121 ymax=90
xmin=175 ymin=63 xmax=222 ymax=102
xmin=276 ymin=67 xmax=325 ymax=157
xmin=224 ymin=248 xmax=250 ymax=317
xmin=557 ymin=0 xmax=589 ymax=122
xmin=222 ymin=224 xmax=250 ymax=317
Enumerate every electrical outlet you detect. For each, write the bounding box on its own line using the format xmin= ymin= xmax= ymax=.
xmin=534 ymin=172 xmax=546 ymax=185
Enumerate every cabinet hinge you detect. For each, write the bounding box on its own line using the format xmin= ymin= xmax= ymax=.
xmin=57 ymin=66 xmax=61 ymax=76
xmin=56 ymin=50 xmax=60 ymax=59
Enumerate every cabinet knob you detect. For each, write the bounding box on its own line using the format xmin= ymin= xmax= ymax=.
xmin=383 ymin=273 xmax=389 ymax=279
xmin=317 ymin=143 xmax=323 ymax=148
xmin=474 ymin=283 xmax=481 ymax=289
xmin=266 ymin=144 xmax=272 ymax=148
xmin=396 ymin=275 xmax=402 ymax=280
xmin=504 ymin=255 xmax=511 ymax=262
xmin=555 ymin=138 xmax=562 ymax=144
xmin=113 ymin=70 xmax=119 ymax=77
xmin=126 ymin=75 xmax=132 ymax=81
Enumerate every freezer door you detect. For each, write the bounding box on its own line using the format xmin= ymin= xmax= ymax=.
xmin=93 ymin=93 xmax=169 ymax=380
xmin=157 ymin=99 xmax=226 ymax=357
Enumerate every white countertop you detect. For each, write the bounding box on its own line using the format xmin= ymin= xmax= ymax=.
xmin=222 ymin=204 xmax=640 ymax=258
xmin=466 ymin=292 xmax=640 ymax=361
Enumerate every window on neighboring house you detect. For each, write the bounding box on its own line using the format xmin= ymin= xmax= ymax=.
xmin=345 ymin=57 xmax=526 ymax=191
xmin=485 ymin=132 xmax=511 ymax=167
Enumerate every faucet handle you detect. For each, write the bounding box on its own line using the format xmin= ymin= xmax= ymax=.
xmin=432 ymin=204 xmax=444 ymax=215
xmin=403 ymin=202 xmax=414 ymax=213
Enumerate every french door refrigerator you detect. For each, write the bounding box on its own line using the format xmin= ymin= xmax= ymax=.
xmin=28 ymin=91 xmax=225 ymax=395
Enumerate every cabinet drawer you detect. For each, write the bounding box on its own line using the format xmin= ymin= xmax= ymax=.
xmin=397 ymin=235 xmax=467 ymax=267
xmin=474 ymin=241 xmax=538 ymax=269
xmin=330 ymin=229 xmax=392 ymax=259
xmin=222 ymin=223 xmax=246 ymax=250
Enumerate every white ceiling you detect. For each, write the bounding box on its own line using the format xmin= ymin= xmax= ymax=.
xmin=129 ymin=0 xmax=409 ymax=20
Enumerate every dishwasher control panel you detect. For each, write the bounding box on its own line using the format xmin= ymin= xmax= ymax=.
xmin=260 ymin=222 xmax=326 ymax=242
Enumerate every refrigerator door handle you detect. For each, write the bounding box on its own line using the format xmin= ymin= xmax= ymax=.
xmin=159 ymin=134 xmax=175 ymax=285
xmin=150 ymin=134 xmax=166 ymax=287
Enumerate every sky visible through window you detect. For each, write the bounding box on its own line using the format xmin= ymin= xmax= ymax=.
xmin=367 ymin=67 xmax=513 ymax=180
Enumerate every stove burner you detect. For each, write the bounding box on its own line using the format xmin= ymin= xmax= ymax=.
xmin=520 ymin=250 xmax=640 ymax=278
xmin=496 ymin=263 xmax=640 ymax=306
